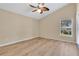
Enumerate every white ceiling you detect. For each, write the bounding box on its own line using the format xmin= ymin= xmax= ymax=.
xmin=0 ymin=3 xmax=68 ymax=19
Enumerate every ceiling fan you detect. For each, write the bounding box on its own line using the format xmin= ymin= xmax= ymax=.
xmin=29 ymin=3 xmax=49 ymax=14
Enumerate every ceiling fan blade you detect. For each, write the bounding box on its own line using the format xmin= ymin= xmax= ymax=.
xmin=29 ymin=4 xmax=37 ymax=8
xmin=37 ymin=3 xmax=44 ymax=8
xmin=43 ymin=7 xmax=49 ymax=11
xmin=32 ymin=9 xmax=37 ymax=12
xmin=37 ymin=3 xmax=40 ymax=8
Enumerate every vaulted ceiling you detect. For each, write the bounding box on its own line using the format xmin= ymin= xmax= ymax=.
xmin=0 ymin=3 xmax=68 ymax=19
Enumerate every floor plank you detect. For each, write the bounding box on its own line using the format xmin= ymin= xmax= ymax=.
xmin=0 ymin=37 xmax=79 ymax=56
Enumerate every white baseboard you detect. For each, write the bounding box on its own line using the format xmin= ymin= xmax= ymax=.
xmin=40 ymin=36 xmax=76 ymax=44
xmin=0 ymin=37 xmax=38 ymax=47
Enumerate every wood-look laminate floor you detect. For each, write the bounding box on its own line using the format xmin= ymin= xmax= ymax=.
xmin=0 ymin=37 xmax=79 ymax=56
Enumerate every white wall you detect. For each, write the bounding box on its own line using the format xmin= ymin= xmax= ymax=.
xmin=76 ymin=4 xmax=79 ymax=45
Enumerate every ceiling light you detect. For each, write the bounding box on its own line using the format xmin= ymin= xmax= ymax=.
xmin=37 ymin=9 xmax=41 ymax=13
xmin=29 ymin=3 xmax=49 ymax=14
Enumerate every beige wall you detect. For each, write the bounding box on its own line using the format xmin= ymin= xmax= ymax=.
xmin=0 ymin=3 xmax=76 ymax=45
xmin=40 ymin=4 xmax=76 ymax=43
xmin=0 ymin=9 xmax=39 ymax=45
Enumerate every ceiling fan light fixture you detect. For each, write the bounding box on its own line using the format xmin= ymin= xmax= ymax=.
xmin=37 ymin=9 xmax=41 ymax=13
xmin=29 ymin=3 xmax=49 ymax=14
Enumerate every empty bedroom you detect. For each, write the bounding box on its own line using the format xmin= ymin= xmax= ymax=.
xmin=0 ymin=3 xmax=79 ymax=56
